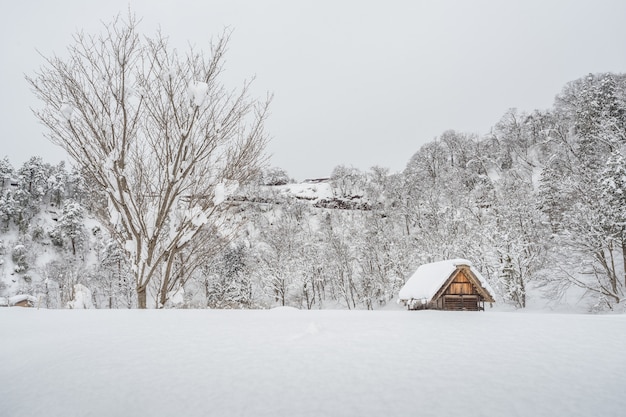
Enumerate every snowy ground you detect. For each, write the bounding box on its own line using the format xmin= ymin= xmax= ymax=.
xmin=1 ymin=309 xmax=625 ymax=417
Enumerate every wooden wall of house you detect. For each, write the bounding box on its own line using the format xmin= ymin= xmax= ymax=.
xmin=440 ymin=270 xmax=483 ymax=311
xmin=442 ymin=295 xmax=481 ymax=311
xmin=444 ymin=271 xmax=479 ymax=296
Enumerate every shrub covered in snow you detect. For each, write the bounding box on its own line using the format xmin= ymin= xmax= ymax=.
xmin=12 ymin=244 xmax=29 ymax=273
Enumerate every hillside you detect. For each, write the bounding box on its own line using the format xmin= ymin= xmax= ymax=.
xmin=2 ymin=72 xmax=626 ymax=311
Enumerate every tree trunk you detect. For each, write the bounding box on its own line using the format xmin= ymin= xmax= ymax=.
xmin=518 ymin=274 xmax=526 ymax=308
xmin=137 ymin=286 xmax=147 ymax=309
xmin=621 ymin=230 xmax=626 ymax=288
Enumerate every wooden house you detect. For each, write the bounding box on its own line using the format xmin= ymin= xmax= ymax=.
xmin=8 ymin=294 xmax=38 ymax=308
xmin=398 ymin=259 xmax=495 ymax=311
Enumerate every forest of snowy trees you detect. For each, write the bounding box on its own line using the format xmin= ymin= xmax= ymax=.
xmin=1 ymin=72 xmax=625 ymax=311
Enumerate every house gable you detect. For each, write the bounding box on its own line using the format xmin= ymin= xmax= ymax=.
xmin=433 ymin=266 xmax=495 ymax=303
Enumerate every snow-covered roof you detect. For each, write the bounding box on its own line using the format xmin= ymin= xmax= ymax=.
xmin=398 ymin=259 xmax=495 ymax=302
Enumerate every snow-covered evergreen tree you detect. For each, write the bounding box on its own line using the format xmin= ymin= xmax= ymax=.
xmin=56 ymin=201 xmax=85 ymax=256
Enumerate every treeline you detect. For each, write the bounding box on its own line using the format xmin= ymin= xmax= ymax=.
xmin=234 ymin=72 xmax=626 ymax=311
xmin=2 ymin=72 xmax=625 ymax=310
xmin=0 ymin=158 xmax=134 ymax=308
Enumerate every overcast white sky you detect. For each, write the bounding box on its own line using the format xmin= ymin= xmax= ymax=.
xmin=2 ymin=0 xmax=626 ymax=180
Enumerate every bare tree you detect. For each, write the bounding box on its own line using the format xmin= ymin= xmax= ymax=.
xmin=27 ymin=13 xmax=270 ymax=307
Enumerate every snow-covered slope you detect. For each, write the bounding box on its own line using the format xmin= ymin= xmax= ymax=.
xmin=1 ymin=309 xmax=624 ymax=417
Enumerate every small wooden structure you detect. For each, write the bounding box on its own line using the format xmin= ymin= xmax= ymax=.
xmin=398 ymin=259 xmax=495 ymax=311
xmin=3 ymin=294 xmax=38 ymax=308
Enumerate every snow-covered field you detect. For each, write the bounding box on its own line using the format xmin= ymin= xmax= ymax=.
xmin=1 ymin=308 xmax=625 ymax=417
